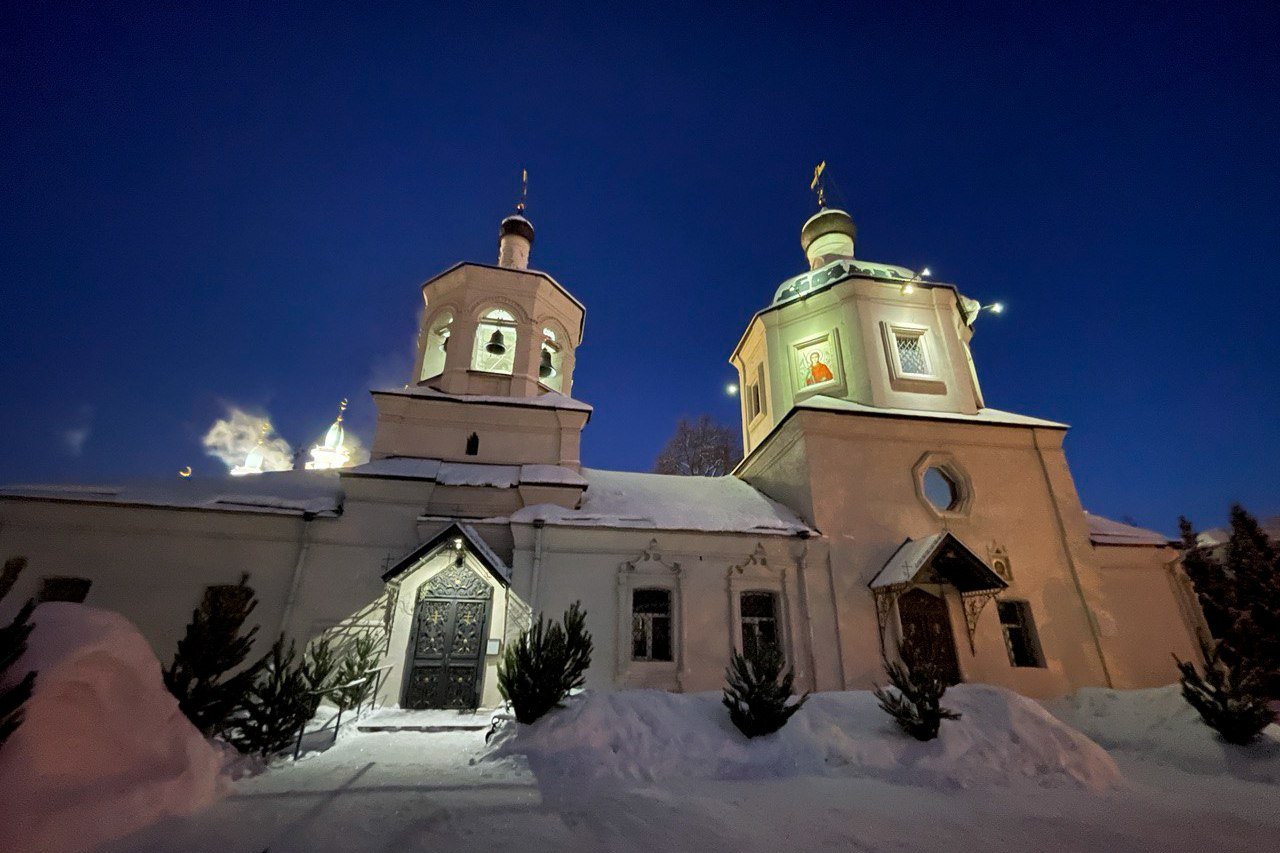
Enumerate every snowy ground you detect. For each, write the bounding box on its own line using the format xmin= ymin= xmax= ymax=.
xmin=98 ymin=689 xmax=1280 ymax=853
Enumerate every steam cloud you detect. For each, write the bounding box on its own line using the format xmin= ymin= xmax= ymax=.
xmin=202 ymin=406 xmax=295 ymax=473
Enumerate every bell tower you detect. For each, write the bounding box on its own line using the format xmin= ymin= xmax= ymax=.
xmin=730 ymin=167 xmax=994 ymax=455
xmin=369 ymin=180 xmax=591 ymax=469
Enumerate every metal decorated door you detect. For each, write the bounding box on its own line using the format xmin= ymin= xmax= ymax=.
xmin=897 ymin=587 xmax=962 ymax=685
xmin=403 ymin=562 xmax=493 ymax=710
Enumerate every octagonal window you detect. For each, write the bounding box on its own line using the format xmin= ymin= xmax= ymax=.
xmin=923 ymin=467 xmax=959 ymax=512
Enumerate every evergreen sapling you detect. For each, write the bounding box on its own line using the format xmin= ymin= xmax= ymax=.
xmin=722 ymin=643 xmax=808 ymax=738
xmin=163 ymin=575 xmax=265 ymax=737
xmin=1175 ymin=649 xmax=1276 ymax=745
xmin=331 ymin=628 xmax=383 ymax=712
xmin=229 ymin=635 xmax=314 ymax=757
xmin=874 ymin=640 xmax=961 ymax=741
xmin=497 ymin=601 xmax=592 ymax=724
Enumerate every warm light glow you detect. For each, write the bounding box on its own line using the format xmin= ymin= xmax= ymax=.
xmin=902 ymin=282 xmax=915 ymax=295
xmin=726 ymin=383 xmax=739 ymax=396
xmin=991 ymin=302 xmax=1005 ymax=314
xmin=921 ymin=267 xmax=931 ymax=277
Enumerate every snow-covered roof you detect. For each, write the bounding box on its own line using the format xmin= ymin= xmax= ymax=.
xmin=1085 ymin=513 xmax=1174 ymax=547
xmin=381 ymin=521 xmax=511 ymax=584
xmin=0 ymin=470 xmax=343 ymax=517
xmin=510 ymin=468 xmax=812 ymax=535
xmin=372 ymin=384 xmax=593 ymax=413
xmin=342 ymin=457 xmax=587 ymax=489
xmin=868 ymin=533 xmax=1007 ymax=592
xmin=795 ymin=395 xmax=1068 ymax=429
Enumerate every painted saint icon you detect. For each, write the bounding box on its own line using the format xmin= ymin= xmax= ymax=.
xmin=804 ymin=351 xmax=834 ymax=386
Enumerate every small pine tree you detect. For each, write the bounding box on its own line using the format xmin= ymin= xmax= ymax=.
xmin=301 ymin=634 xmax=338 ymax=719
xmin=874 ymin=640 xmax=961 ymax=741
xmin=497 ymin=601 xmax=593 ymax=724
xmin=1176 ymin=650 xmax=1276 ymax=745
xmin=331 ymin=628 xmax=383 ymax=712
xmin=163 ymin=575 xmax=265 ymax=737
xmin=229 ymin=635 xmax=314 ymax=757
xmin=1180 ymin=506 xmax=1280 ymax=697
xmin=722 ymin=643 xmax=808 ymax=738
xmin=0 ymin=557 xmax=36 ymax=748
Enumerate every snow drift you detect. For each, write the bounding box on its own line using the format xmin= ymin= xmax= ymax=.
xmin=0 ymin=603 xmax=228 ymax=853
xmin=486 ymin=685 xmax=1122 ymax=791
xmin=1049 ymin=686 xmax=1280 ymax=783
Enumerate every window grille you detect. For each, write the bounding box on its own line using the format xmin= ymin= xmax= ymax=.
xmin=631 ymin=588 xmax=673 ymax=661
xmin=894 ymin=331 xmax=930 ymax=376
xmin=740 ymin=591 xmax=779 ymax=661
xmin=998 ymin=600 xmax=1045 ymax=668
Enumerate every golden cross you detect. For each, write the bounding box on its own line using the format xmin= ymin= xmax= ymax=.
xmin=517 ymin=168 xmax=528 ymax=213
xmin=810 ymin=161 xmax=827 ymax=207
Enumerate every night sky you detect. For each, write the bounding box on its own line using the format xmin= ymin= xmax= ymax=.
xmin=2 ymin=2 xmax=1277 ymax=534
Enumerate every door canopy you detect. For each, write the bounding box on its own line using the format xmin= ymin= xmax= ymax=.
xmin=869 ymin=532 xmax=1007 ymax=654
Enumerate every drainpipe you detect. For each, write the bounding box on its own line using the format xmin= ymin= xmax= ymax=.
xmin=529 ymin=519 xmax=546 ymax=614
xmin=279 ymin=514 xmax=313 ymax=639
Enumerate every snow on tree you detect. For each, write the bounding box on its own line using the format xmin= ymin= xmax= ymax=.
xmin=1179 ymin=505 xmax=1280 ymax=697
xmin=722 ymin=643 xmax=808 ymax=738
xmin=163 ymin=574 xmax=266 ymax=737
xmin=331 ymin=627 xmax=384 ymax=712
xmin=874 ymin=639 xmax=961 ymax=741
xmin=653 ymin=415 xmax=740 ymax=477
xmin=497 ymin=601 xmax=592 ymax=724
xmin=0 ymin=557 xmax=36 ymax=747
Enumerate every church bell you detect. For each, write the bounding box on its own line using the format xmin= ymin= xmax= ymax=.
xmin=485 ymin=329 xmax=506 ymax=355
xmin=539 ymin=347 xmax=556 ymax=379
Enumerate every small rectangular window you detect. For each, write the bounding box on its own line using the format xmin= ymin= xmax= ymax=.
xmin=38 ymin=576 xmax=91 ymax=603
xmin=894 ymin=330 xmax=931 ymax=376
xmin=754 ymin=364 xmax=767 ymax=417
xmin=748 ymin=383 xmax=762 ymax=420
xmin=998 ymin=600 xmax=1044 ymax=668
xmin=740 ymin=591 xmax=779 ymax=661
xmin=631 ymin=588 xmax=673 ymax=662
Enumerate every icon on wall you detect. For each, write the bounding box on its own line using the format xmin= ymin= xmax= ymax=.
xmin=791 ymin=331 xmax=842 ymax=395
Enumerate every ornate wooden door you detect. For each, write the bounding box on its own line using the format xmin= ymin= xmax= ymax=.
xmin=403 ymin=562 xmax=493 ymax=709
xmin=897 ymin=587 xmax=962 ymax=685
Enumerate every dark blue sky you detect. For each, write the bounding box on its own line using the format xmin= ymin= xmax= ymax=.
xmin=2 ymin=2 xmax=1277 ymax=533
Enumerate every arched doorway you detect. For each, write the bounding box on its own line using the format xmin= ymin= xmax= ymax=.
xmin=402 ymin=561 xmax=494 ymax=709
xmin=897 ymin=587 xmax=962 ymax=685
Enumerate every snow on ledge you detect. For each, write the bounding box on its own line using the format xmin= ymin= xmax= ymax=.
xmin=1084 ymin=512 xmax=1174 ymax=547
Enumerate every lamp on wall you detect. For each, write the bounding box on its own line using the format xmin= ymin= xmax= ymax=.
xmin=485 ymin=329 xmax=507 ymax=355
xmin=901 ymin=267 xmax=931 ymax=295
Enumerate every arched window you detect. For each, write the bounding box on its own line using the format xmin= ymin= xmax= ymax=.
xmin=472 ymin=308 xmax=517 ymax=374
xmin=420 ymin=310 xmax=453 ymax=381
xmin=538 ymin=326 xmax=565 ymax=391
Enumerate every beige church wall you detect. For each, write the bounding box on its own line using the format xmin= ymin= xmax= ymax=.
xmin=1090 ymin=543 xmax=1205 ymax=689
xmin=0 ymin=499 xmax=308 ymax=661
xmin=766 ymin=411 xmax=1115 ymax=698
xmin=371 ymin=392 xmax=587 ymax=469
xmin=375 ymin=544 xmax=517 ymax=710
xmin=519 ymin=525 xmax=829 ymax=695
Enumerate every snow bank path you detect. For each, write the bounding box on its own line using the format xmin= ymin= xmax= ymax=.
xmin=99 ymin=720 xmax=1280 ymax=853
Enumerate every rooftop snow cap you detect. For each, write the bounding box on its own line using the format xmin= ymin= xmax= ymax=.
xmin=498 ymin=214 xmax=535 ymax=270
xmin=800 ymin=207 xmax=856 ymax=271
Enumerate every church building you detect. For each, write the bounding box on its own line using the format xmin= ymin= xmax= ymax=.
xmin=0 ymin=193 xmax=1208 ymax=709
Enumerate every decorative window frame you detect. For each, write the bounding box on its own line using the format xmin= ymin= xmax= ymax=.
xmin=726 ymin=543 xmax=795 ymax=670
xmin=471 ymin=303 xmax=522 ymax=376
xmin=616 ymin=539 xmax=684 ymax=689
xmin=789 ymin=328 xmax=846 ymax=401
xmin=880 ymin=322 xmax=947 ymax=395
xmin=912 ymin=450 xmax=975 ymax=519
xmin=418 ymin=307 xmax=456 ymax=381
